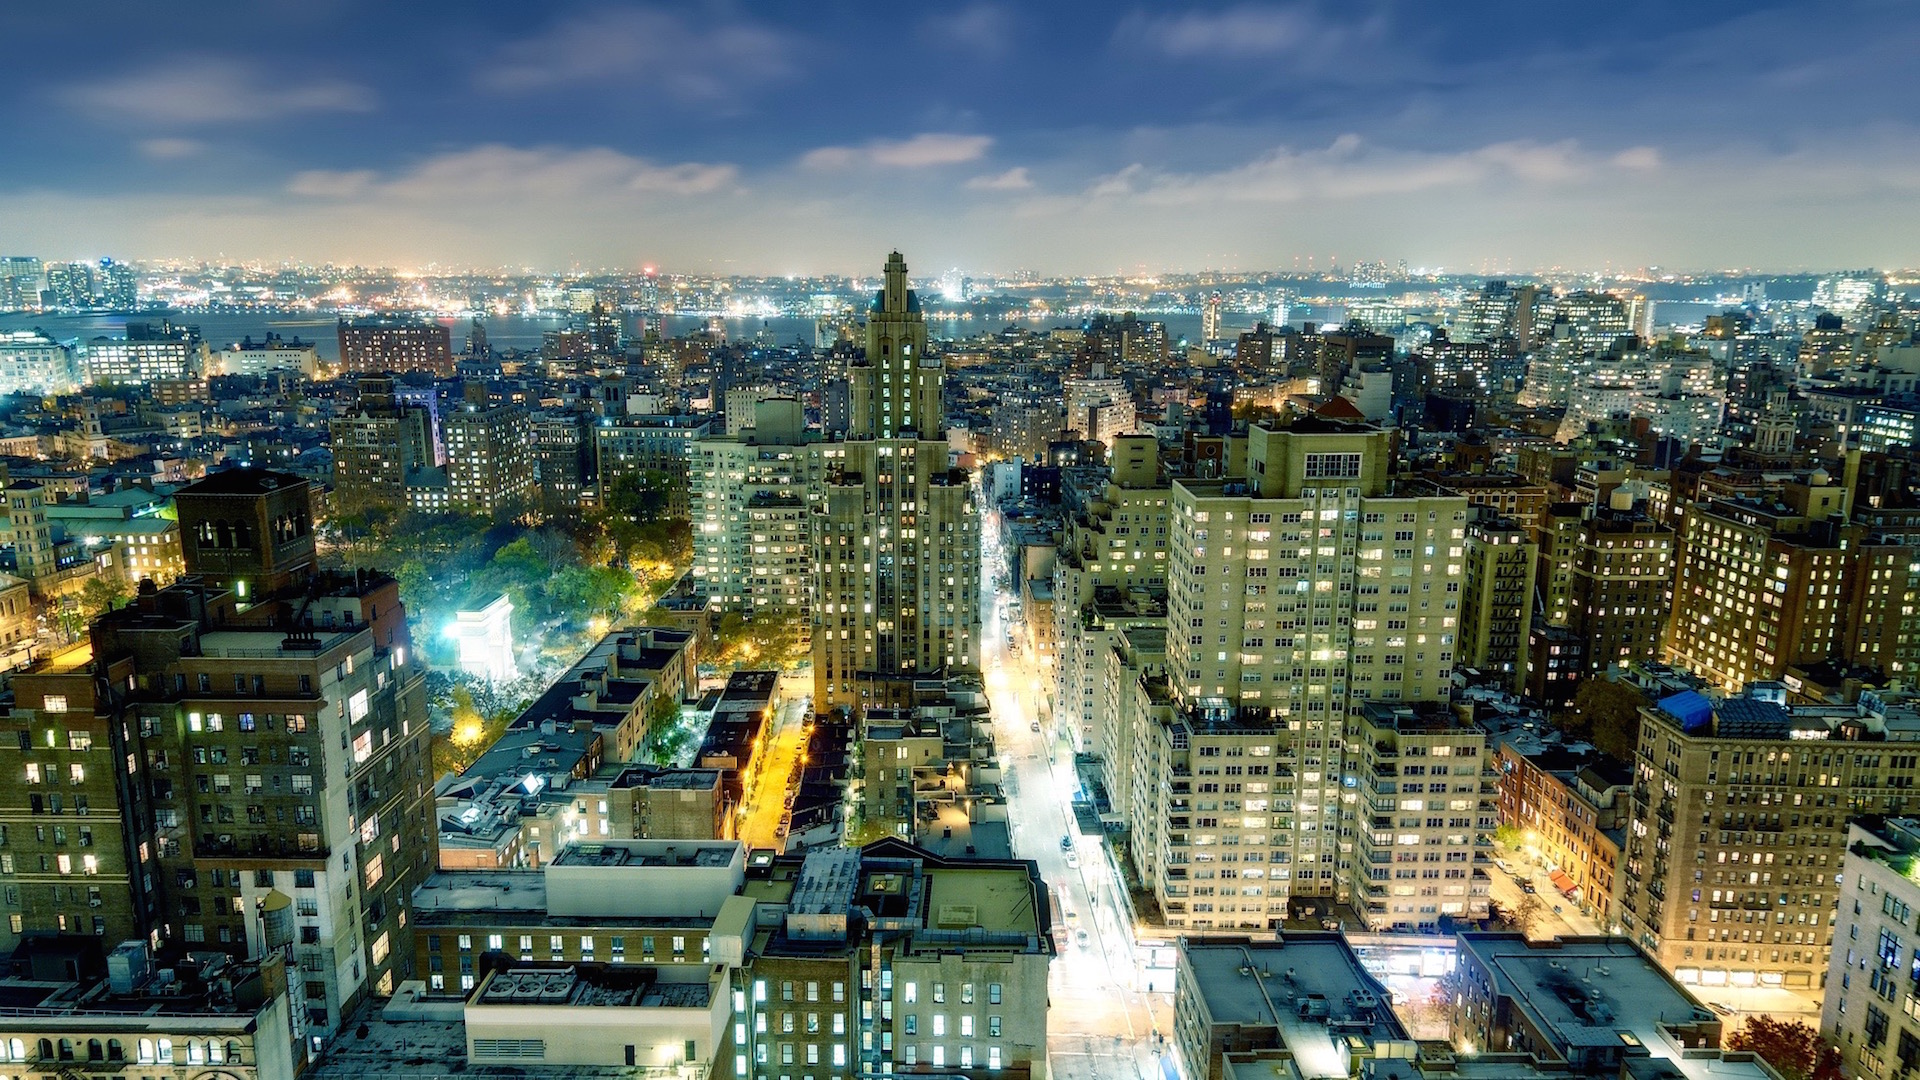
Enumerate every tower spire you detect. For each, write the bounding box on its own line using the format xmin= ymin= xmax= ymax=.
xmin=883 ymin=251 xmax=909 ymax=314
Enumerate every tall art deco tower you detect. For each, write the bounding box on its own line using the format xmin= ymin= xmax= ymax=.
xmin=812 ymin=252 xmax=979 ymax=711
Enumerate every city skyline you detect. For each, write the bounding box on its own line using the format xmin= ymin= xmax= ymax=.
xmin=2 ymin=2 xmax=1918 ymax=273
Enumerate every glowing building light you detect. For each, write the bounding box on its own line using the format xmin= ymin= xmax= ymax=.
xmin=453 ymin=594 xmax=516 ymax=684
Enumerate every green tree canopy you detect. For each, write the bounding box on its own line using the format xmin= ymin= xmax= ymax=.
xmin=1725 ymin=1015 xmax=1842 ymax=1080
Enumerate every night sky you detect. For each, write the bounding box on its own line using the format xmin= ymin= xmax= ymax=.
xmin=3 ymin=1 xmax=1916 ymax=274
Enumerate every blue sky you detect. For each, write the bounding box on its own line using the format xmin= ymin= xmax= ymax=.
xmin=2 ymin=1 xmax=1916 ymax=274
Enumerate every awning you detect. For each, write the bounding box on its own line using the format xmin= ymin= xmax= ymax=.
xmin=1550 ymin=870 xmax=1577 ymax=893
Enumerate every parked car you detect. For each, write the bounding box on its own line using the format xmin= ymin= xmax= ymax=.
xmin=1066 ymin=850 xmax=1080 ymax=868
xmin=1030 ymin=721 xmax=1041 ymax=732
xmin=1060 ymin=836 xmax=1073 ymax=851
xmin=1519 ymin=881 xmax=1537 ymax=894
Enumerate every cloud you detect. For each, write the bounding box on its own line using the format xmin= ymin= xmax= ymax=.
xmin=482 ymin=7 xmax=796 ymax=104
xmin=1612 ymin=146 xmax=1662 ymax=171
xmin=925 ymin=4 xmax=1014 ymax=56
xmin=137 ymin=138 xmax=204 ymax=160
xmin=65 ymin=61 xmax=374 ymax=125
xmin=289 ymin=145 xmax=738 ymax=203
xmin=1114 ymin=3 xmax=1376 ymax=59
xmin=967 ymin=167 xmax=1033 ymax=191
xmin=1077 ymin=135 xmax=1658 ymax=206
xmin=801 ymin=134 xmax=993 ymax=170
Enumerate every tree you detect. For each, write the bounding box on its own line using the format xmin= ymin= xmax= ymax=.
xmin=1725 ymin=1015 xmax=1842 ymax=1080
xmin=79 ymin=575 xmax=132 ymax=618
xmin=1509 ymin=893 xmax=1545 ymax=937
xmin=1552 ymin=677 xmax=1648 ymax=762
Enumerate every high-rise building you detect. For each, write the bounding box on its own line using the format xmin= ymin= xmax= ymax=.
xmin=42 ymin=262 xmax=94 ymax=309
xmin=1570 ymin=500 xmax=1674 ymax=675
xmin=330 ymin=376 xmax=435 ymax=516
xmin=442 ymin=390 xmax=536 ymax=517
xmin=96 ymin=257 xmax=137 ymax=309
xmin=1052 ymin=435 xmax=1169 ymax=754
xmin=1348 ymin=701 xmax=1494 ymax=930
xmin=1664 ymin=480 xmax=1850 ymax=692
xmin=0 ymin=256 xmax=42 ymax=312
xmin=692 ymin=398 xmax=820 ymax=617
xmin=594 ymin=414 xmax=713 ymax=518
xmin=1165 ymin=418 xmax=1468 ymax=909
xmin=812 ymin=253 xmax=978 ymax=712
xmin=1235 ymin=323 xmax=1276 ymax=371
xmin=586 ymin=299 xmax=622 ymax=355
xmin=337 ymin=318 xmax=454 ymax=376
xmin=1459 ymin=515 xmax=1536 ymax=692
xmin=1617 ymin=687 xmax=1920 ymax=991
xmin=529 ymin=410 xmax=594 ymax=518
xmin=1822 ymin=818 xmax=1920 ymax=1080
xmin=0 ymin=469 xmax=434 ymax=1038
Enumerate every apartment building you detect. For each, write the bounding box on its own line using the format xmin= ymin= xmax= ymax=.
xmin=0 ymin=947 xmax=304 ymax=1080
xmin=81 ymin=469 xmax=431 ymax=1036
xmin=442 ymin=396 xmax=536 ymax=518
xmin=594 ymin=414 xmax=713 ymax=518
xmin=1051 ymin=434 xmax=1169 ymax=753
xmin=855 ymin=684 xmax=998 ymax=849
xmin=1349 ymin=700 xmax=1494 ymax=930
xmin=85 ymin=323 xmax=205 ymax=386
xmin=1618 ymin=687 xmax=1920 ymax=990
xmin=1843 ymin=503 xmax=1920 ymax=681
xmin=529 ymin=409 xmax=593 ymax=518
xmin=1822 ymin=818 xmax=1920 ymax=1080
xmin=692 ymin=397 xmax=822 ymax=617
xmin=1492 ymin=732 xmax=1630 ymax=925
xmin=1534 ymin=503 xmax=1584 ymax=630
xmin=1571 ymin=501 xmax=1675 ymax=675
xmin=1459 ymin=515 xmax=1535 ymax=692
xmin=1665 ymin=480 xmax=1850 ymax=692
xmin=337 ymin=318 xmax=453 ymax=377
xmin=1127 ymin=696 xmax=1297 ymax=930
xmin=1099 ymin=624 xmax=1166 ymax=826
xmin=329 ymin=376 xmax=434 ymax=515
xmin=412 ymin=841 xmax=754 ymax=1000
xmin=1167 ymin=417 xmax=1467 ymax=906
xmin=733 ymin=841 xmax=1052 ymax=1080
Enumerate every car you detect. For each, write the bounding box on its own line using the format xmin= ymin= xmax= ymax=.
xmin=1708 ymin=1002 xmax=1736 ymax=1016
xmin=1076 ymin=929 xmax=1090 ymax=948
xmin=1493 ymin=858 xmax=1513 ymax=874
xmin=1060 ymin=836 xmax=1073 ymax=851
xmin=1518 ymin=881 xmax=1536 ymax=894
xmin=1066 ymin=851 xmax=1080 ymax=868
xmin=1030 ymin=721 xmax=1040 ymax=732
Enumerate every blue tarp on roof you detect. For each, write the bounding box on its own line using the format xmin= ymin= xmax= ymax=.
xmin=1658 ymin=690 xmax=1715 ymax=733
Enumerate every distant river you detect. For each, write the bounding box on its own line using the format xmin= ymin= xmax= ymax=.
xmin=0 ymin=300 xmax=1726 ymax=361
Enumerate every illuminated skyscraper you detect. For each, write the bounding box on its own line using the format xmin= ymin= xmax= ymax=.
xmin=812 ymin=252 xmax=979 ymax=712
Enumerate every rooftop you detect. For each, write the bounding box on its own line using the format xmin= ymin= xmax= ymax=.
xmin=1458 ymin=934 xmax=1723 ymax=1079
xmin=471 ymin=965 xmax=712 ymax=1010
xmin=178 ymin=467 xmax=308 ymax=497
xmin=1183 ymin=934 xmax=1406 ymax=1080
xmin=552 ymin=842 xmax=737 ymax=869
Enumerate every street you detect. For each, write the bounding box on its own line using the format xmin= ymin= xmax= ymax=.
xmin=982 ymin=503 xmax=1176 ymax=1080
xmin=737 ymin=678 xmax=812 ymax=849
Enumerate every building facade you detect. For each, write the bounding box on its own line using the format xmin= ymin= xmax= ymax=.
xmin=812 ymin=253 xmax=979 ymax=713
